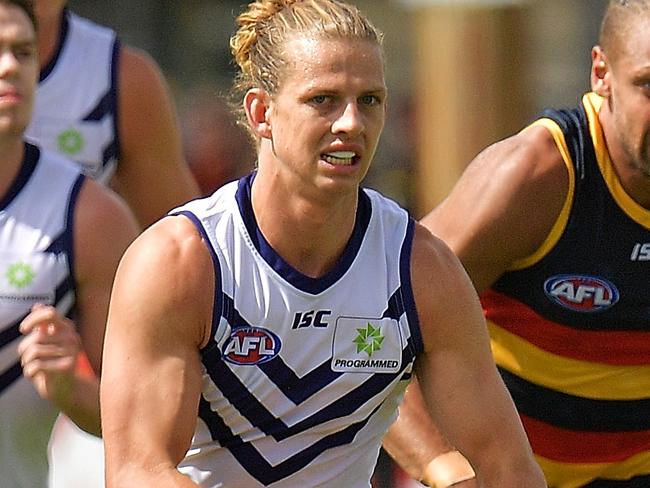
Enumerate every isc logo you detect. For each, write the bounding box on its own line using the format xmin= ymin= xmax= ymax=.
xmin=631 ymin=243 xmax=650 ymax=261
xmin=291 ymin=310 xmax=332 ymax=329
xmin=544 ymin=274 xmax=619 ymax=312
xmin=222 ymin=326 xmax=281 ymax=365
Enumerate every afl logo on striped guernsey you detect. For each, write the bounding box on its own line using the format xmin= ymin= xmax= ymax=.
xmin=544 ymin=274 xmax=619 ymax=312
xmin=222 ymin=326 xmax=282 ymax=365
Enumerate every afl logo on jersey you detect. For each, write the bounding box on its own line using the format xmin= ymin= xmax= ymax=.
xmin=222 ymin=326 xmax=281 ymax=365
xmin=544 ymin=274 xmax=619 ymax=312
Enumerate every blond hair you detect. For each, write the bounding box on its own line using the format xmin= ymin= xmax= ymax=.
xmin=229 ymin=0 xmax=383 ymax=136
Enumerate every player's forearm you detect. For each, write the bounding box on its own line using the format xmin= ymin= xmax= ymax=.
xmin=463 ymin=389 xmax=546 ymax=486
xmin=383 ymin=408 xmax=453 ymax=479
xmin=384 ymin=428 xmax=479 ymax=487
xmin=53 ymin=371 xmax=101 ymax=436
xmin=384 ymin=380 xmax=465 ymax=482
xmin=472 ymin=446 xmax=546 ymax=487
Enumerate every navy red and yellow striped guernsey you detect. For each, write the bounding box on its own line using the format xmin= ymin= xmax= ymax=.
xmin=482 ymin=93 xmax=650 ymax=487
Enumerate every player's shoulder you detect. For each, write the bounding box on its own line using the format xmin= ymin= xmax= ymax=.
xmin=116 ymin=213 xmax=215 ymax=321
xmin=118 ymin=44 xmax=168 ymax=91
xmin=515 ymin=121 xmax=567 ymax=170
xmin=76 ymin=177 xmax=131 ymax=220
xmin=471 ymin=123 xmax=565 ymax=185
xmin=129 ymin=214 xmax=210 ymax=270
xmin=409 ymin=222 xmax=480 ymax=323
xmin=410 ymin=222 xmax=462 ymax=281
xmin=74 ymin=177 xmax=139 ymax=242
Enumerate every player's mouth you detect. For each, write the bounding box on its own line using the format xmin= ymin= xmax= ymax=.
xmin=322 ymin=151 xmax=357 ymax=166
xmin=0 ymin=88 xmax=22 ymax=105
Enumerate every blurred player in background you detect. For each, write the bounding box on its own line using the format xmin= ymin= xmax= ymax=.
xmin=29 ymin=0 xmax=199 ymax=226
xmin=0 ymin=1 xmax=138 ymax=486
xmin=28 ymin=1 xmax=200 ymax=486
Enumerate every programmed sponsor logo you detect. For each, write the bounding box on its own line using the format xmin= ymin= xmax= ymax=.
xmin=544 ymin=274 xmax=619 ymax=312
xmin=333 ymin=358 xmax=400 ymax=369
xmin=222 ymin=326 xmax=281 ymax=365
xmin=331 ymin=317 xmax=402 ymax=373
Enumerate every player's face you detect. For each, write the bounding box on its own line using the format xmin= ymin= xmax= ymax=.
xmin=601 ymin=15 xmax=650 ymax=180
xmin=0 ymin=4 xmax=37 ymax=137
xmin=263 ymin=36 xmax=386 ymax=196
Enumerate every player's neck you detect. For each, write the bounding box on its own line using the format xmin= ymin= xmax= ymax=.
xmin=600 ymin=111 xmax=650 ymax=209
xmin=0 ymin=137 xmax=26 ymax=198
xmin=37 ymin=12 xmax=65 ymax=71
xmin=251 ymin=178 xmax=358 ymax=279
xmin=612 ymin=161 xmax=650 ymax=209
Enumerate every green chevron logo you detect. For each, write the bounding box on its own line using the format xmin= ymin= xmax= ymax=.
xmin=57 ymin=128 xmax=84 ymax=155
xmin=6 ymin=262 xmax=35 ymax=288
xmin=353 ymin=322 xmax=384 ymax=357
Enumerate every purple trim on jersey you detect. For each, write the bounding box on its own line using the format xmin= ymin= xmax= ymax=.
xmin=0 ymin=313 xmax=28 ymax=394
xmin=0 ymin=143 xmax=39 ymax=211
xmin=0 ymin=317 xmax=22 ymax=349
xmin=171 ymin=210 xmax=224 ymax=355
xmin=0 ymin=361 xmax=22 ymax=393
xmin=235 ymin=172 xmax=372 ymax=294
xmin=80 ymin=39 xmax=120 ymax=171
xmin=197 ymin=395 xmax=382 ymax=485
xmin=216 ymin=290 xmax=417 ymax=404
xmin=39 ymin=9 xmax=70 ymax=83
xmin=399 ymin=220 xmax=423 ymax=355
xmin=43 ymin=172 xmax=85 ymax=324
xmin=201 ymin=326 xmax=416 ymax=439
xmin=109 ymin=39 xmax=121 ymax=164
xmin=1 ymin=148 xmax=83 ymax=392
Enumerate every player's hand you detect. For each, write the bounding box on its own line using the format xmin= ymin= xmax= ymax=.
xmin=17 ymin=304 xmax=82 ymax=404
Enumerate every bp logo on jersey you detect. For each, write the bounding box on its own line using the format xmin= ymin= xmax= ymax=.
xmin=222 ymin=326 xmax=281 ymax=365
xmin=57 ymin=128 xmax=85 ymax=155
xmin=6 ymin=262 xmax=35 ymax=288
xmin=332 ymin=317 xmax=402 ymax=373
xmin=0 ymin=253 xmax=56 ymax=309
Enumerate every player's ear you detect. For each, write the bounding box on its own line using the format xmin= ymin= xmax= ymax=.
xmin=244 ymin=88 xmax=273 ymax=139
xmin=591 ymin=46 xmax=611 ymax=97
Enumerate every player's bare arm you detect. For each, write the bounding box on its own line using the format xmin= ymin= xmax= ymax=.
xmin=382 ymin=374 xmax=459 ymax=482
xmin=423 ymin=124 xmax=570 ymax=292
xmin=17 ymin=178 xmax=139 ymax=435
xmin=113 ymin=46 xmax=200 ymax=227
xmin=101 ymin=215 xmax=212 ymax=487
xmin=384 ymin=124 xmax=567 ymax=485
xmin=406 ymin=223 xmax=546 ymax=486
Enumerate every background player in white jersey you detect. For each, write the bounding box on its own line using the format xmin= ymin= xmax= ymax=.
xmin=29 ymin=0 xmax=200 ymax=227
xmin=100 ymin=1 xmax=545 ymax=486
xmin=28 ymin=2 xmax=200 ymax=485
xmin=0 ymin=1 xmax=138 ymax=486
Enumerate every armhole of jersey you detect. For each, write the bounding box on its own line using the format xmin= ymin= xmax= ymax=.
xmin=170 ymin=210 xmax=224 ymax=354
xmin=399 ymin=219 xmax=424 ymax=356
xmin=111 ymin=39 xmax=121 ymax=164
xmin=509 ymin=118 xmax=576 ymax=270
xmin=65 ymin=174 xmax=86 ymax=306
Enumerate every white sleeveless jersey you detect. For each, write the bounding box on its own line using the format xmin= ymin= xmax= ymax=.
xmin=0 ymin=144 xmax=83 ymax=488
xmin=24 ymin=11 xmax=119 ymax=184
xmin=173 ymin=174 xmax=423 ymax=487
